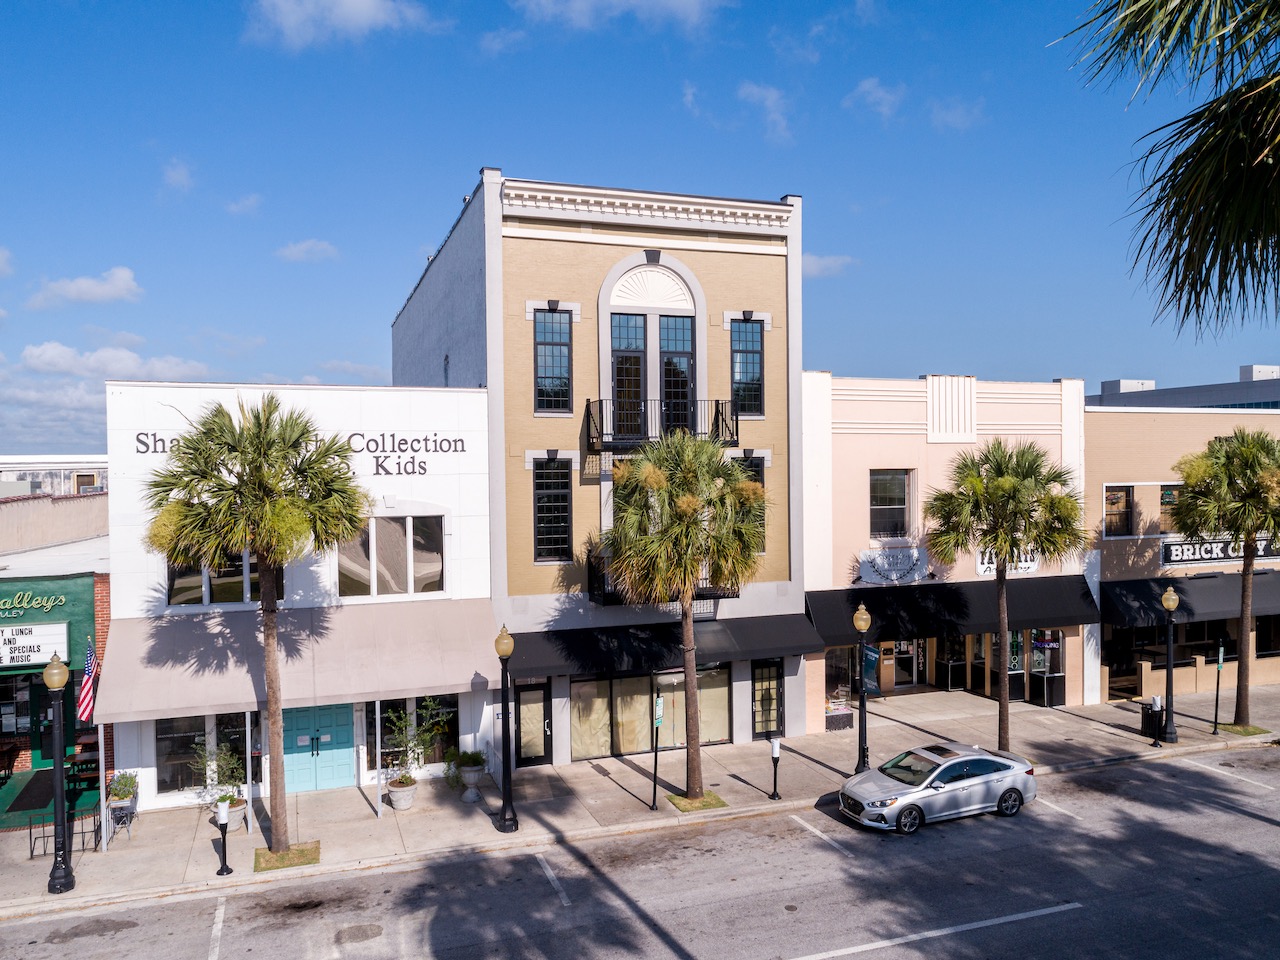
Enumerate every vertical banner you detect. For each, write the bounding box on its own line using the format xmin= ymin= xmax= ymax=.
xmin=862 ymin=643 xmax=881 ymax=698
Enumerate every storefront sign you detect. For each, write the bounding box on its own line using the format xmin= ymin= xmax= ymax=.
xmin=859 ymin=547 xmax=927 ymax=584
xmin=1161 ymin=537 xmax=1280 ymax=566
xmin=977 ymin=549 xmax=1038 ymax=577
xmin=0 ymin=622 xmax=68 ymax=667
xmin=0 ymin=590 xmax=68 ymax=620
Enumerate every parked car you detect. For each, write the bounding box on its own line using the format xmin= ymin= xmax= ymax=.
xmin=838 ymin=742 xmax=1036 ymax=835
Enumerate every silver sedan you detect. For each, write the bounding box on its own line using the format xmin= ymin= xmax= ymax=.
xmin=838 ymin=742 xmax=1037 ymax=835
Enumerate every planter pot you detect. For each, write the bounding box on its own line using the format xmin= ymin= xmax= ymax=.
xmin=387 ymin=780 xmax=417 ymax=811
xmin=458 ymin=765 xmax=485 ymax=803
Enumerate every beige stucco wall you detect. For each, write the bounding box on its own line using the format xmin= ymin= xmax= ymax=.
xmin=500 ymin=231 xmax=793 ymax=597
xmin=1085 ymin=408 xmax=1280 ymax=580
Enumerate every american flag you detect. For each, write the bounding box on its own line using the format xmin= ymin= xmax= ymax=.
xmin=76 ymin=643 xmax=98 ymax=723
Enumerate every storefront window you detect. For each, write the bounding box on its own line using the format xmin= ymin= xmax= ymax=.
xmin=569 ymin=670 xmax=730 ymax=759
xmin=825 ymin=647 xmax=854 ymax=717
xmin=612 ymin=676 xmax=652 ymax=755
xmin=570 ymin=680 xmax=611 ymax=760
xmin=215 ymin=711 xmax=260 ymax=785
xmin=156 ymin=716 xmax=205 ymax=794
xmin=364 ymin=696 xmax=458 ymax=771
xmin=1030 ymin=629 xmax=1064 ymax=674
xmin=0 ymin=676 xmax=31 ymax=735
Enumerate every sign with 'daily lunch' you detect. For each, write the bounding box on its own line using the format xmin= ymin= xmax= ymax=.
xmin=0 ymin=622 xmax=68 ymax=667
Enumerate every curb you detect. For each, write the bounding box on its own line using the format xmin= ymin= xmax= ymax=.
xmin=4 ymin=735 xmax=1276 ymax=923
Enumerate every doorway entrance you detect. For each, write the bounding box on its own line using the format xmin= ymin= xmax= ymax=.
xmin=282 ymin=704 xmax=355 ymax=792
xmin=894 ymin=639 xmax=925 ymax=687
xmin=751 ymin=659 xmax=784 ymax=739
xmin=516 ymin=683 xmax=552 ymax=767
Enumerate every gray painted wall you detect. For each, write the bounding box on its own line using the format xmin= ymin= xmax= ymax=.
xmin=391 ymin=185 xmax=490 ymax=389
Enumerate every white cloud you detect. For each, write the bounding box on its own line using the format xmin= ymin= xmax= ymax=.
xmin=854 ymin=0 xmax=879 ymax=24
xmin=0 ymin=247 xmax=12 ymax=276
xmin=803 ymin=253 xmax=854 ymax=278
xmin=480 ymin=28 xmax=525 ymax=55
xmin=227 ymin=193 xmax=263 ymax=215
xmin=25 ymin=267 xmax=144 ymax=310
xmin=682 ymin=81 xmax=699 ymax=115
xmin=513 ymin=0 xmax=730 ymax=29
xmin=81 ymin=325 xmax=147 ymax=349
xmin=276 ymin=239 xmax=339 ymax=262
xmin=930 ymin=96 xmax=986 ymax=132
xmin=738 ymin=81 xmax=791 ymax=143
xmin=22 ymin=341 xmax=209 ymax=380
xmin=164 ymin=158 xmax=193 ymax=192
xmin=248 ymin=0 xmax=442 ymax=50
xmin=843 ymin=77 xmax=905 ymax=119
xmin=0 ymin=308 xmax=8 ymax=319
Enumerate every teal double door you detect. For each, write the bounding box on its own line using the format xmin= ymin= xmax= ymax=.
xmin=282 ymin=704 xmax=355 ymax=792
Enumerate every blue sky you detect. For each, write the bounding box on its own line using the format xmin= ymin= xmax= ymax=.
xmin=3 ymin=0 xmax=1277 ymax=454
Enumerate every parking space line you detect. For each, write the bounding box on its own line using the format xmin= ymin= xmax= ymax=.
xmin=536 ymin=853 xmax=572 ymax=906
xmin=790 ymin=814 xmax=853 ymax=858
xmin=1034 ymin=796 xmax=1083 ymax=821
xmin=788 ymin=902 xmax=1084 ymax=959
xmin=1179 ymin=758 xmax=1275 ymax=790
xmin=208 ymin=896 xmax=226 ymax=960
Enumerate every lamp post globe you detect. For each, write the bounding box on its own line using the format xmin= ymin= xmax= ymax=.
xmin=494 ymin=626 xmax=519 ymax=833
xmin=1160 ymin=587 xmax=1179 ymax=744
xmin=853 ymin=604 xmax=872 ymax=774
xmin=42 ymin=653 xmax=75 ymax=894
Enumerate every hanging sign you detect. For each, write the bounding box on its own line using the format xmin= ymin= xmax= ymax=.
xmin=0 ymin=622 xmax=68 ymax=667
xmin=859 ymin=548 xmax=927 ymax=584
xmin=862 ymin=644 xmax=881 ymax=698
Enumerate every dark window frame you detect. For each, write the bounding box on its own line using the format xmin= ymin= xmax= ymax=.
xmin=730 ymin=318 xmax=764 ymax=416
xmin=1104 ymin=485 xmax=1135 ymax=537
xmin=534 ymin=309 xmax=572 ymax=413
xmin=534 ymin=458 xmax=573 ymax=562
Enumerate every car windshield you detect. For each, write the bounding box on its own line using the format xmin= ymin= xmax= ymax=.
xmin=878 ymin=750 xmax=941 ymax=786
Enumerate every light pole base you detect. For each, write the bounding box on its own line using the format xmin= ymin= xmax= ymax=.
xmin=497 ymin=814 xmax=519 ymax=833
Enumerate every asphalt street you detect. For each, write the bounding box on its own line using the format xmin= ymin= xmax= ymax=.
xmin=3 ymin=746 xmax=1278 ymax=960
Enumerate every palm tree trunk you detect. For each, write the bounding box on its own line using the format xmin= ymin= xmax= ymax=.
xmin=681 ymin=593 xmax=703 ymax=800
xmin=996 ymin=562 xmax=1010 ymax=752
xmin=259 ymin=553 xmax=290 ymax=852
xmin=1236 ymin=538 xmax=1256 ymax=726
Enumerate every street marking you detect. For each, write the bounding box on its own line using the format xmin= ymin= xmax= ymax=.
xmin=1034 ymin=796 xmax=1082 ymax=821
xmin=208 ymin=897 xmax=226 ymax=960
xmin=788 ymin=902 xmax=1084 ymax=959
xmin=1180 ymin=757 xmax=1275 ymax=790
xmin=536 ymin=853 xmax=571 ymax=906
xmin=790 ymin=814 xmax=853 ymax=858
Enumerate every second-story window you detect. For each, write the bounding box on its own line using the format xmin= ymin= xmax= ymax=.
xmin=337 ymin=516 xmax=444 ymax=597
xmin=870 ymin=469 xmax=911 ymax=539
xmin=740 ymin=455 xmax=766 ymax=549
xmin=1160 ymin=484 xmax=1180 ymax=534
xmin=534 ymin=309 xmax=572 ymax=412
xmin=1104 ymin=485 xmax=1135 ymax=537
xmin=731 ymin=318 xmax=763 ymax=416
xmin=167 ymin=550 xmax=284 ymax=606
xmin=534 ymin=459 xmax=573 ymax=562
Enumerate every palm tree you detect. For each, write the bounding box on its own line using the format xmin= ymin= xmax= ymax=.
xmin=601 ymin=432 xmax=765 ymax=801
xmin=144 ymin=393 xmax=370 ymax=851
xmin=1171 ymin=427 xmax=1280 ymax=726
xmin=924 ymin=440 xmax=1087 ymax=751
xmin=1074 ymin=2 xmax=1280 ymax=334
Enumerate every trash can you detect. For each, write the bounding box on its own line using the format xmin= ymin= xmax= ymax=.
xmin=1141 ymin=700 xmax=1165 ymax=739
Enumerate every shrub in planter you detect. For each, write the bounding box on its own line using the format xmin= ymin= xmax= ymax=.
xmin=189 ymin=738 xmax=247 ymax=804
xmin=108 ymin=770 xmax=138 ymax=802
xmin=382 ymin=702 xmax=448 ymax=810
xmin=444 ymin=748 xmax=487 ymax=801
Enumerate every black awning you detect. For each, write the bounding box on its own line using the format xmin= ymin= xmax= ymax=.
xmin=806 ymin=575 xmax=1099 ymax=647
xmin=509 ymin=614 xmax=825 ymax=679
xmin=1100 ymin=571 xmax=1280 ymax=627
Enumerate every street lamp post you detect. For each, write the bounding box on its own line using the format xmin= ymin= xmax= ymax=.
xmin=768 ymin=735 xmax=781 ymax=800
xmin=42 ymin=653 xmax=75 ymax=894
xmin=1161 ymin=586 xmax=1179 ymax=744
xmin=494 ymin=626 xmax=519 ymax=833
xmin=853 ymin=603 xmax=872 ymax=774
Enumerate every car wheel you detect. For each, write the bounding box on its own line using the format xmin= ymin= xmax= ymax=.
xmin=896 ymin=804 xmax=924 ymax=835
xmin=996 ymin=788 xmax=1023 ymax=817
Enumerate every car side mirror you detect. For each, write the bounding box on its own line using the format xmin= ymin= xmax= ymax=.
xmin=930 ymin=781 xmax=945 ymax=790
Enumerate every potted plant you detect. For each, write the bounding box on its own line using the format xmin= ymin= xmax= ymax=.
xmin=189 ymin=738 xmax=248 ymax=818
xmin=444 ymin=748 xmax=487 ymax=803
xmin=383 ymin=708 xmax=442 ymax=811
xmin=107 ymin=770 xmax=138 ymax=806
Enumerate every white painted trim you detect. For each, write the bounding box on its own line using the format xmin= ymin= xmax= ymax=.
xmin=524 ymin=300 xmax=582 ymax=323
xmin=503 ymin=226 xmax=787 ymax=256
xmin=523 ymin=450 xmax=582 ymax=470
xmin=722 ymin=310 xmax=773 ymax=331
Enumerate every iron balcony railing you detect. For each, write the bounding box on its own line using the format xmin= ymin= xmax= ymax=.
xmin=587 ymin=553 xmax=739 ymax=606
xmin=585 ymin=399 xmax=739 ymax=452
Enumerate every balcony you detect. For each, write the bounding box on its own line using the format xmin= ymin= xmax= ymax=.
xmin=587 ymin=553 xmax=740 ymax=606
xmin=585 ymin=399 xmax=739 ymax=452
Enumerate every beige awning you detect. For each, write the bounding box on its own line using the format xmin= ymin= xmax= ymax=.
xmin=95 ymin=599 xmax=500 ymax=724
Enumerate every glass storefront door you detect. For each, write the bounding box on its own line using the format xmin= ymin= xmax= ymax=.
xmin=516 ymin=683 xmax=551 ymax=767
xmin=894 ymin=640 xmax=924 ymax=687
xmin=751 ymin=659 xmax=783 ymax=739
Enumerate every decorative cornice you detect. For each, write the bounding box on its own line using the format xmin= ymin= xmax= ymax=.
xmin=501 ymin=179 xmax=794 ymax=233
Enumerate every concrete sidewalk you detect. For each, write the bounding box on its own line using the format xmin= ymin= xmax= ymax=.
xmin=3 ymin=685 xmax=1277 ymax=921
